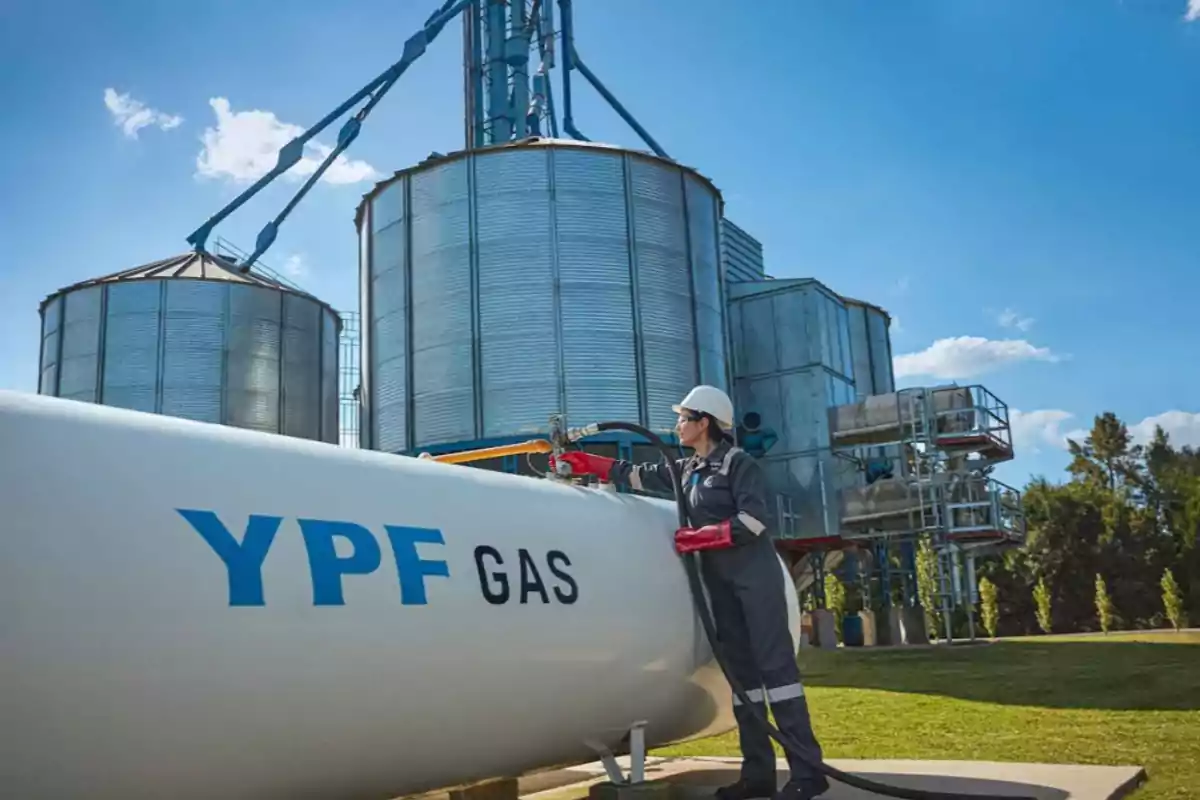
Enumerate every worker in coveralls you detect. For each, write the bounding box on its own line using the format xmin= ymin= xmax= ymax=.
xmin=552 ymin=386 xmax=829 ymax=800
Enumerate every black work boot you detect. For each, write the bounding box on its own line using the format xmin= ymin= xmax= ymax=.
xmin=773 ymin=774 xmax=830 ymax=800
xmin=713 ymin=777 xmax=777 ymax=800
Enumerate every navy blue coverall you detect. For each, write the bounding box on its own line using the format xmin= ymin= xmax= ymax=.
xmin=607 ymin=440 xmax=827 ymax=796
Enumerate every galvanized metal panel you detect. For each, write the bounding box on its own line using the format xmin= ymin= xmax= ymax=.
xmin=161 ymin=281 xmax=226 ymax=424
xmin=370 ymin=210 xmax=409 ymax=452
xmin=845 ymin=301 xmax=894 ymax=398
xmin=719 ymin=218 xmax=765 ymax=284
xmin=58 ymin=286 xmax=103 ymax=402
xmin=321 ymin=311 xmax=338 ymax=441
xmin=833 ymin=302 xmax=853 ymax=384
xmin=373 ymin=310 xmax=408 ymax=453
xmin=553 ymin=148 xmax=639 ymax=428
xmin=725 ymin=299 xmax=743 ymax=384
xmin=372 ymin=180 xmax=406 ymax=233
xmin=734 ymin=294 xmax=777 ymax=377
xmin=730 ymin=281 xmax=853 ymax=380
xmin=846 ymin=303 xmax=871 ymax=398
xmin=631 ymin=157 xmax=696 ymax=432
xmin=225 ymin=285 xmax=282 ymax=433
xmin=867 ymin=306 xmax=894 ymax=394
xmin=282 ymin=293 xmax=322 ymax=439
xmin=409 ymin=160 xmax=475 ymax=447
xmin=39 ymin=296 xmax=62 ymax=395
xmin=102 ymin=282 xmax=162 ymax=414
xmin=763 ymin=451 xmax=857 ymax=539
xmin=735 ymin=366 xmax=854 ymax=457
xmin=686 ymin=174 xmax=727 ymax=390
xmin=776 ymin=286 xmax=824 ymax=373
xmin=475 ymin=147 xmax=560 ymax=437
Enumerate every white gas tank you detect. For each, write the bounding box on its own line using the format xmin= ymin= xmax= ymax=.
xmin=0 ymin=391 xmax=800 ymax=800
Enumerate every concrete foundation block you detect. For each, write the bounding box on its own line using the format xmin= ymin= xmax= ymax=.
xmin=810 ymin=609 xmax=838 ymax=649
xmin=589 ymin=780 xmax=678 ymax=800
xmin=857 ymin=610 xmax=877 ymax=646
xmin=902 ymin=607 xmax=929 ymax=645
xmin=883 ymin=606 xmax=905 ymax=646
xmin=450 ymin=778 xmax=519 ymax=800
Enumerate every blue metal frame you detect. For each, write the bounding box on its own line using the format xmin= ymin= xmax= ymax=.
xmin=187 ymin=0 xmax=674 ymax=268
xmin=556 ymin=0 xmax=668 ymax=158
xmin=186 ymin=0 xmax=472 ymax=264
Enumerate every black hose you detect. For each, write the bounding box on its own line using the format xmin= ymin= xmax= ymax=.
xmin=585 ymin=420 xmax=1035 ymax=800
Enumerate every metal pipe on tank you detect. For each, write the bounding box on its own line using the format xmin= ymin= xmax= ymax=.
xmin=485 ymin=0 xmax=510 ymax=142
xmin=509 ymin=0 xmax=531 ymax=139
xmin=537 ymin=0 xmax=559 ymax=137
xmin=471 ymin=1 xmax=486 ymax=147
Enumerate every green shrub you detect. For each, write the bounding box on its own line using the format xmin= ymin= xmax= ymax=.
xmin=1095 ymin=573 xmax=1114 ymax=634
xmin=1162 ymin=568 xmax=1187 ymax=632
xmin=979 ymin=577 xmax=999 ymax=639
xmin=1034 ymin=577 xmax=1053 ymax=634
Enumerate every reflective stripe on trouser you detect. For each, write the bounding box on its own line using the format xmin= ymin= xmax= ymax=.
xmin=704 ymin=541 xmax=825 ymax=784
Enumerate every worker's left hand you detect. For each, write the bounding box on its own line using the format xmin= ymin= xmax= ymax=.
xmin=673 ymin=521 xmax=733 ymax=554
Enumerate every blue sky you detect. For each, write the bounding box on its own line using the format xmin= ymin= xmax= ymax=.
xmin=2 ymin=0 xmax=1198 ymax=489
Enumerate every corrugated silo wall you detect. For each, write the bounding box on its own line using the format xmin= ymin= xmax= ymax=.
xmin=38 ymin=280 xmax=340 ymax=442
xmin=727 ymin=280 xmax=859 ymax=541
xmin=844 ymin=300 xmax=895 ymax=398
xmin=719 ymin=217 xmax=765 ymax=284
xmin=360 ymin=142 xmax=729 ymax=456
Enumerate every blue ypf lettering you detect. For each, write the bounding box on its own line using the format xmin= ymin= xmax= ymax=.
xmin=384 ymin=525 xmax=450 ymax=605
xmin=299 ymin=519 xmax=383 ymax=606
xmin=178 ymin=509 xmax=282 ymax=607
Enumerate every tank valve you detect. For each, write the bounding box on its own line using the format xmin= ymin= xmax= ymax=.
xmin=548 ymin=413 xmax=571 ymax=480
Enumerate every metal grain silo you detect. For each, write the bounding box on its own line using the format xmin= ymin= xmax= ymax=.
xmin=356 ymin=138 xmax=729 ymax=454
xmin=842 ymin=296 xmax=895 ymax=398
xmin=37 ymin=251 xmax=340 ymax=442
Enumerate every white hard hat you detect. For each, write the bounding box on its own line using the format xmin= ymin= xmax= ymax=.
xmin=673 ymin=385 xmax=735 ymax=430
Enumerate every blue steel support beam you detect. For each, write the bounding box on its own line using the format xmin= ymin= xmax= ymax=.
xmin=570 ymin=57 xmax=668 ymax=159
xmin=556 ymin=0 xmax=668 ymax=159
xmin=557 ymin=0 xmax=586 ymax=141
xmin=186 ymin=0 xmax=471 ymax=260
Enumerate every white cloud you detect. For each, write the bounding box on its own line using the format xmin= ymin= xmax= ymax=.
xmin=1128 ymin=411 xmax=1200 ymax=449
xmin=281 ymin=254 xmax=308 ymax=278
xmin=196 ymin=97 xmax=379 ymax=186
xmin=103 ymin=88 xmax=183 ymax=139
xmin=996 ymin=308 xmax=1034 ymax=332
xmin=893 ymin=336 xmax=1061 ymax=380
xmin=1009 ymin=409 xmax=1200 ymax=455
xmin=1187 ymin=0 xmax=1200 ymax=22
xmin=1010 ymin=409 xmax=1076 ymax=454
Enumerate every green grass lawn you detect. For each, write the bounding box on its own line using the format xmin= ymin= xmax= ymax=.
xmin=654 ymin=630 xmax=1200 ymax=799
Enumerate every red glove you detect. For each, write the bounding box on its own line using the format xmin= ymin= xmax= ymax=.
xmin=674 ymin=520 xmax=733 ymax=554
xmin=550 ymin=451 xmax=616 ymax=480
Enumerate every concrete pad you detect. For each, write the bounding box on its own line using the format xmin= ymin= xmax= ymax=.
xmin=857 ymin=611 xmax=877 ymax=647
xmin=811 ymin=610 xmax=838 ymax=649
xmin=521 ymin=757 xmax=1146 ymax=800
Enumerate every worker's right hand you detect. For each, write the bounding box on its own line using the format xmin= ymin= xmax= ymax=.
xmin=550 ymin=451 xmax=616 ymax=480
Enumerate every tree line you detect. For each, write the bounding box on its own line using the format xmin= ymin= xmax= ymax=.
xmin=974 ymin=412 xmax=1196 ymax=636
